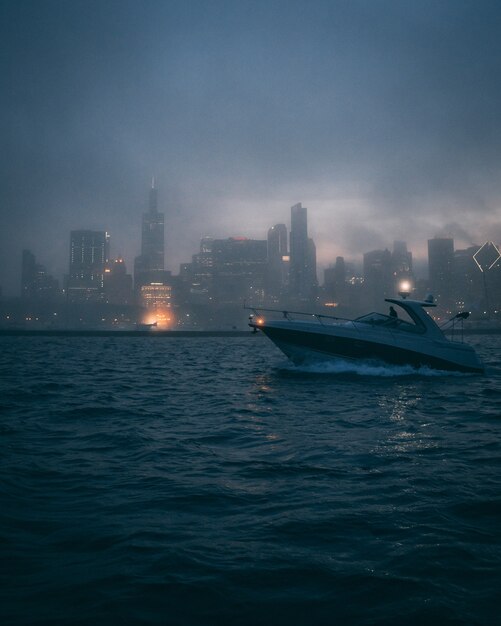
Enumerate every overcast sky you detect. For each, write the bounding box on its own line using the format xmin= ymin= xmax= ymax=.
xmin=2 ymin=0 xmax=501 ymax=294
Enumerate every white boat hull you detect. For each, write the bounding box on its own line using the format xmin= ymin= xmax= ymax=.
xmin=255 ymin=321 xmax=484 ymax=374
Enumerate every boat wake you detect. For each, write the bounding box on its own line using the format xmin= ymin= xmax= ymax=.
xmin=277 ymin=358 xmax=468 ymax=377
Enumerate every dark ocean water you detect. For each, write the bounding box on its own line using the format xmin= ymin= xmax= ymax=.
xmin=1 ymin=334 xmax=500 ymax=626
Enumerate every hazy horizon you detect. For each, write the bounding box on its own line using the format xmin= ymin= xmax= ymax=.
xmin=2 ymin=0 xmax=501 ymax=295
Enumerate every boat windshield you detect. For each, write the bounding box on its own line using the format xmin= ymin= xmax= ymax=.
xmin=354 ymin=312 xmax=424 ymax=333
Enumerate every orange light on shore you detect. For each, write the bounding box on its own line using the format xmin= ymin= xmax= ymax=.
xmin=155 ymin=310 xmax=175 ymax=329
xmin=142 ymin=308 xmax=175 ymax=329
xmin=256 ymin=317 xmax=265 ymax=325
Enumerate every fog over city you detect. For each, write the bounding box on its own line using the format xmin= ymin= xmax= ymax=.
xmin=2 ymin=0 xmax=501 ymax=295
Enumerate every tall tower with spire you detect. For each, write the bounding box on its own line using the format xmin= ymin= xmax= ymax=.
xmin=149 ymin=176 xmax=158 ymax=211
xmin=134 ymin=178 xmax=165 ymax=291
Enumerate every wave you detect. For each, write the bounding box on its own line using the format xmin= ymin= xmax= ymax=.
xmin=277 ymin=357 xmax=468 ymax=377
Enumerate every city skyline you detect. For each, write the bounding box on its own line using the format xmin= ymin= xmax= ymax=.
xmin=6 ymin=192 xmax=501 ymax=299
xmin=3 ymin=1 xmax=501 ymax=295
xmin=7 ymin=183 xmax=501 ymax=298
xmin=9 ymin=178 xmax=501 ymax=328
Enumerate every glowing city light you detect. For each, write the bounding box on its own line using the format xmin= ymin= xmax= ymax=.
xmin=399 ymin=280 xmax=412 ymax=293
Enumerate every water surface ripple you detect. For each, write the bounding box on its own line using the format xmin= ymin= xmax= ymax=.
xmin=1 ymin=335 xmax=500 ymax=625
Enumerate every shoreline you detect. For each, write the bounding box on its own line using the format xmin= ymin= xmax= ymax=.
xmin=0 ymin=329 xmax=255 ymax=337
xmin=0 ymin=328 xmax=500 ymax=337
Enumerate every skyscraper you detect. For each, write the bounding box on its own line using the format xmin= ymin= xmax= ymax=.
xmin=68 ymin=230 xmax=109 ymax=301
xmin=188 ymin=237 xmax=214 ymax=304
xmin=289 ymin=203 xmax=316 ymax=300
xmin=323 ymin=256 xmax=346 ymax=301
xmin=139 ymin=282 xmax=174 ymax=328
xmin=363 ymin=248 xmax=393 ymax=307
xmin=21 ymin=250 xmax=59 ymax=301
xmin=212 ymin=237 xmax=268 ymax=305
xmin=141 ymin=179 xmax=164 ymax=270
xmin=428 ymin=237 xmax=454 ymax=306
xmin=334 ymin=256 xmax=346 ymax=288
xmin=103 ymin=258 xmax=133 ymax=305
xmin=266 ymin=224 xmax=288 ymax=301
xmin=391 ymin=241 xmax=413 ymax=292
xmin=21 ymin=250 xmax=36 ymax=299
xmin=134 ymin=179 xmax=165 ymax=290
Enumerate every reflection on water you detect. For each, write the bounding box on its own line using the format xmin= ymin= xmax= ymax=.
xmin=0 ymin=335 xmax=500 ymax=625
xmin=375 ymin=387 xmax=439 ymax=454
xmin=388 ymin=388 xmax=421 ymax=422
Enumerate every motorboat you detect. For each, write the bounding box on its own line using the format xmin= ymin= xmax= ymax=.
xmin=248 ymin=295 xmax=484 ymax=373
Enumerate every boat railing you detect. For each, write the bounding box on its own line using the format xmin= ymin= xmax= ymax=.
xmin=246 ymin=306 xmax=349 ymax=324
xmin=246 ymin=306 xmax=377 ymax=334
xmin=439 ymin=312 xmax=469 ymax=342
xmin=245 ymin=305 xmax=428 ymax=337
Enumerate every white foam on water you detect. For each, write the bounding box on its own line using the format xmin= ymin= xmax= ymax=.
xmin=278 ymin=357 xmax=467 ymax=377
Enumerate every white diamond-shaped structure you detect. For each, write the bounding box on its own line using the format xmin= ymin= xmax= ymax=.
xmin=473 ymin=241 xmax=501 ymax=272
